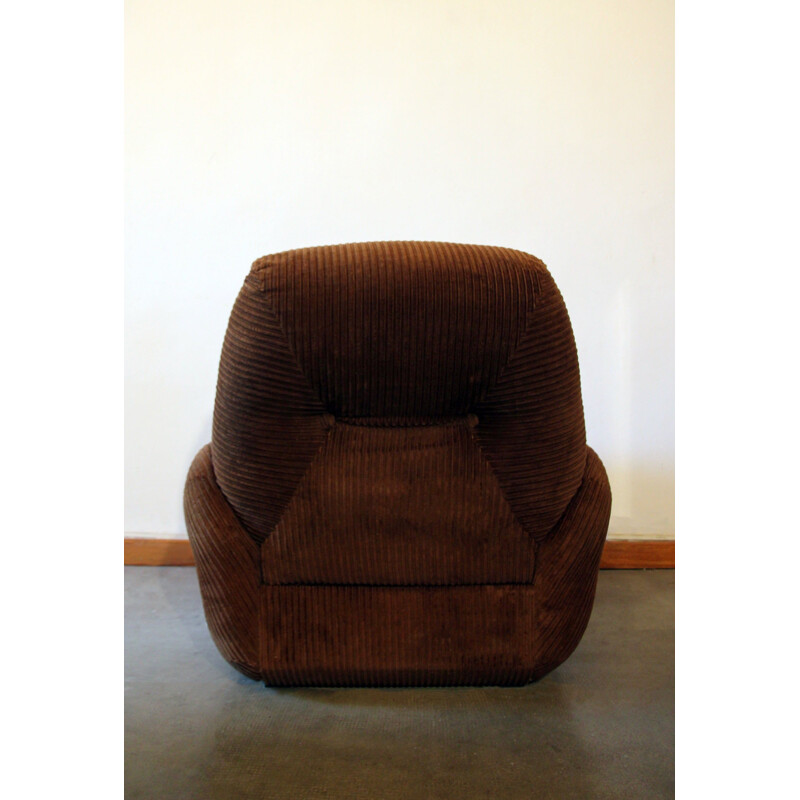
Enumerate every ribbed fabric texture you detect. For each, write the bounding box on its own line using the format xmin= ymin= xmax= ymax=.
xmin=531 ymin=446 xmax=612 ymax=679
xmin=260 ymin=585 xmax=538 ymax=687
xmin=253 ymin=242 xmax=539 ymax=418
xmin=185 ymin=241 xmax=613 ymax=687
xmin=474 ymin=267 xmax=586 ymax=542
xmin=211 ymin=274 xmax=329 ymax=543
xmin=261 ymin=418 xmax=534 ymax=585
xmin=183 ymin=445 xmax=261 ymax=680
xmin=256 ymin=447 xmax=610 ymax=687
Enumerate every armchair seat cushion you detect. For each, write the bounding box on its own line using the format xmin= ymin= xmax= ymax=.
xmin=260 ymin=417 xmax=536 ymax=586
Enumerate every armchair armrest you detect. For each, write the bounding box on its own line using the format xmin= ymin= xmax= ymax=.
xmin=184 ymin=444 xmax=261 ymax=679
xmin=531 ymin=446 xmax=612 ymax=678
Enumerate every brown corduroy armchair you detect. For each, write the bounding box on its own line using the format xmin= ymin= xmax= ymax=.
xmin=184 ymin=241 xmax=611 ymax=687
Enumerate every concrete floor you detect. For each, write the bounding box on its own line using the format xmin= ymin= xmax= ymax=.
xmin=125 ymin=567 xmax=674 ymax=799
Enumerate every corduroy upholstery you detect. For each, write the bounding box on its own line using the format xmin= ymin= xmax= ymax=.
xmin=184 ymin=242 xmax=611 ymax=686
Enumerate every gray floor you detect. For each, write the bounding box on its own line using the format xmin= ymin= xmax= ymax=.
xmin=125 ymin=567 xmax=674 ymax=799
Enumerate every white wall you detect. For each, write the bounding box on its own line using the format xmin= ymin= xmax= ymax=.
xmin=125 ymin=0 xmax=674 ymax=539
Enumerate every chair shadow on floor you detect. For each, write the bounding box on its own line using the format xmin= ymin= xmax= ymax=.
xmin=200 ymin=678 xmax=609 ymax=800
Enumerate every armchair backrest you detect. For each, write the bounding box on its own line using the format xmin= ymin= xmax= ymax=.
xmin=211 ymin=242 xmax=587 ymax=583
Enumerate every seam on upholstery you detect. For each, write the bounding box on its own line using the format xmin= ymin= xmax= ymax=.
xmin=466 ymin=260 xmax=569 ymax=550
xmin=472 ymin=257 xmax=545 ymax=408
xmin=471 ymin=443 xmax=589 ymax=549
xmin=248 ymin=260 xmax=327 ymax=410
xmin=257 ymin=536 xmax=265 ymax=585
xmin=261 ymin=426 xmax=334 ymax=542
xmin=207 ymin=443 xmax=266 ymax=548
xmin=252 ymin=241 xmax=545 ymax=264
xmin=250 ymin=257 xmax=271 ymax=291
xmin=241 ymin=264 xmax=337 ymax=541
xmin=465 ymin=424 xmax=532 ymax=543
xmin=538 ymin=445 xmax=590 ymax=546
xmin=336 ymin=415 xmax=475 ymax=428
xmin=257 ymin=555 xmax=264 ymax=681
xmin=259 ymin=580 xmax=537 ymax=588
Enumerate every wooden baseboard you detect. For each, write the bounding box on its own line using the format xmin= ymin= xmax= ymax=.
xmin=124 ymin=538 xmax=196 ymax=566
xmin=124 ymin=537 xmax=674 ymax=569
xmin=599 ymin=539 xmax=674 ymax=569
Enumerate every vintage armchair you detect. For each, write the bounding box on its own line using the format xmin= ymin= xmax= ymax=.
xmin=184 ymin=241 xmax=611 ymax=686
